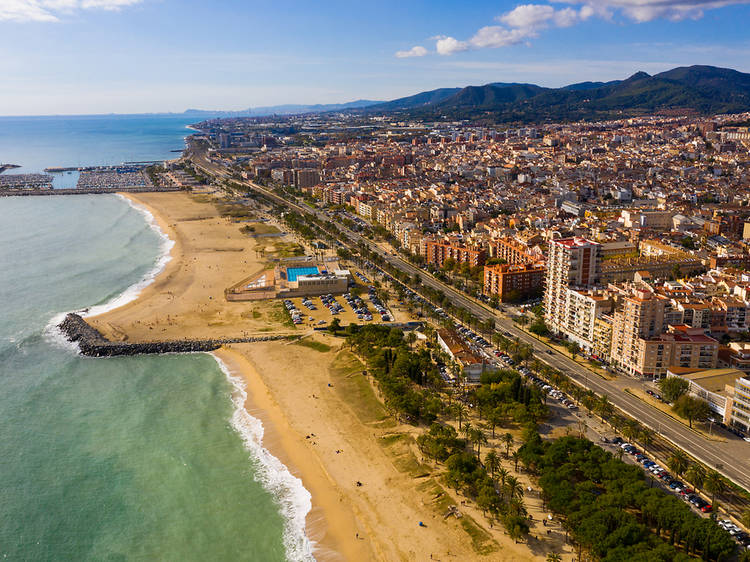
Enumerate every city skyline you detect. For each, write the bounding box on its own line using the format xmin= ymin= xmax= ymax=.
xmin=1 ymin=0 xmax=750 ymax=115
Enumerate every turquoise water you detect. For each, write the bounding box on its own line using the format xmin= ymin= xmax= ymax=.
xmin=0 ymin=195 xmax=313 ymax=561
xmin=286 ymin=267 xmax=319 ymax=282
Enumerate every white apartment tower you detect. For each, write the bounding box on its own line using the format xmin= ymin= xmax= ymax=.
xmin=544 ymin=237 xmax=601 ymax=336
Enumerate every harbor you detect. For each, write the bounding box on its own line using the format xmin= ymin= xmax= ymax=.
xmin=0 ymin=162 xmax=179 ymax=196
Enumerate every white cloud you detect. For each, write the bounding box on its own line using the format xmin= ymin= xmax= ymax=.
xmin=0 ymin=0 xmax=143 ymax=22
xmin=400 ymin=0 xmax=748 ymax=57
xmin=469 ymin=26 xmax=532 ymax=49
xmin=555 ymin=1 xmax=750 ymax=22
xmin=436 ymin=36 xmax=470 ymax=55
xmin=395 ymin=45 xmax=428 ymax=58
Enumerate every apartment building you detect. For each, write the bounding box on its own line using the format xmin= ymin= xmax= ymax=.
xmin=564 ymin=289 xmax=613 ymax=351
xmin=730 ymin=376 xmax=750 ymax=432
xmin=490 ymin=237 xmax=538 ymax=265
xmin=483 ymin=263 xmax=545 ymax=302
xmin=626 ymin=325 xmax=719 ymax=379
xmin=420 ymin=237 xmax=486 ymax=268
xmin=544 ymin=237 xmax=601 ymax=335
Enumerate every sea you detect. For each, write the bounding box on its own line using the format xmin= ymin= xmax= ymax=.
xmin=0 ymin=115 xmax=314 ymax=561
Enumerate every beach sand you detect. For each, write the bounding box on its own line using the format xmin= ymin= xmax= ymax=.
xmin=90 ymin=191 xmax=559 ymax=561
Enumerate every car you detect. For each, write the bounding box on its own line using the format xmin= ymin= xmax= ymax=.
xmin=669 ymin=481 xmax=683 ymax=490
xmin=701 ymin=504 xmax=713 ymax=513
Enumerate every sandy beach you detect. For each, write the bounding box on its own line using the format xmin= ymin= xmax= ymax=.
xmin=88 ymin=190 xmax=562 ymax=561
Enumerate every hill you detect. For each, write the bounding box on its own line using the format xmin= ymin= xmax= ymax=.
xmin=364 ymin=65 xmax=750 ymax=123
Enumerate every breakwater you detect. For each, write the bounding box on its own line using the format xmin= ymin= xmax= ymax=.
xmin=59 ymin=313 xmax=292 ymax=357
xmin=0 ymin=187 xmax=182 ymax=197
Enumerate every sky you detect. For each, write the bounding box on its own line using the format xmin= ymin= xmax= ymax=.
xmin=1 ymin=0 xmax=750 ymax=115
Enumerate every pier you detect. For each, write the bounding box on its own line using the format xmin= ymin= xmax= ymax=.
xmin=59 ymin=313 xmax=294 ymax=357
xmin=0 ymin=187 xmax=182 ymax=197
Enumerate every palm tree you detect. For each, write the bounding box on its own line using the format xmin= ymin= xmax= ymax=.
xmin=704 ymin=470 xmax=726 ymax=509
xmin=547 ymin=553 xmax=562 ymax=562
xmin=668 ymin=450 xmax=689 ymax=478
xmin=511 ymin=450 xmax=521 ymax=472
xmin=453 ymin=403 xmax=467 ymax=430
xmin=502 ymin=432 xmax=514 ymax=457
xmin=741 ymin=509 xmax=750 ymax=530
xmin=485 ymin=451 xmax=500 ymax=478
xmin=471 ymin=428 xmax=488 ymax=457
xmin=496 ymin=466 xmax=509 ymax=487
xmin=639 ymin=427 xmax=654 ymax=449
xmin=463 ymin=422 xmax=473 ymax=441
xmin=487 ymin=408 xmax=504 ymax=438
xmin=505 ymin=475 xmax=524 ymax=500
xmin=685 ymin=463 xmax=706 ymax=493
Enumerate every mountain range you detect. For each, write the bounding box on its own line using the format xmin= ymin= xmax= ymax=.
xmin=183 ymin=99 xmax=381 ymax=118
xmin=360 ymin=65 xmax=750 ymax=123
xmin=187 ymin=65 xmax=750 ymax=123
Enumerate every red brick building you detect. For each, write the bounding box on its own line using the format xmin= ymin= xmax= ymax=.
xmin=483 ymin=263 xmax=545 ymax=302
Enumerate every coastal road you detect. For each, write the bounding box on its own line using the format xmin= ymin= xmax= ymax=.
xmin=189 ymin=151 xmax=750 ymax=493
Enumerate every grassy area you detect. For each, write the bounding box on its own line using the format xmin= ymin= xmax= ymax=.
xmin=295 ymin=339 xmax=332 ymax=353
xmin=272 ymin=241 xmax=306 ymax=257
xmin=460 ymin=515 xmax=499 ymax=556
xmin=268 ymin=301 xmax=295 ymax=328
xmin=329 ymin=351 xmax=389 ymax=425
xmin=240 ymin=222 xmax=281 ymax=236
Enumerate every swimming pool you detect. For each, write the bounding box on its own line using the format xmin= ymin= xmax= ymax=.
xmin=287 ymin=266 xmax=319 ymax=282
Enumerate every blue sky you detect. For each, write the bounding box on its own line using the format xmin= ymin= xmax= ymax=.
xmin=1 ymin=0 xmax=750 ymax=115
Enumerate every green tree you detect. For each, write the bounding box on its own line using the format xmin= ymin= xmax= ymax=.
xmin=503 ymin=432 xmax=515 ymax=457
xmin=668 ymin=450 xmax=689 ymax=477
xmin=704 ymin=470 xmax=726 ymax=509
xmin=673 ymin=395 xmax=711 ymax=428
xmin=685 ymin=463 xmax=706 ymax=493
xmin=546 ymin=553 xmax=562 ymax=562
xmin=485 ymin=451 xmax=501 ymax=478
xmin=452 ymin=403 xmax=467 ymax=430
xmin=657 ymin=377 xmax=690 ymax=403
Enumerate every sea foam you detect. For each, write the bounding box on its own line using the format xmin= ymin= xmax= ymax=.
xmin=43 ymin=194 xmax=174 ymax=352
xmin=212 ymin=354 xmax=317 ymax=562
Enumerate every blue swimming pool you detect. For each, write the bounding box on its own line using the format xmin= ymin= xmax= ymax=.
xmin=287 ymin=266 xmax=319 ymax=282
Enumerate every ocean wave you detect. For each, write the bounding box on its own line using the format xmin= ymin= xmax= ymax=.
xmin=212 ymin=354 xmax=317 ymax=562
xmin=83 ymin=195 xmax=174 ymax=317
xmin=43 ymin=194 xmax=174 ymax=352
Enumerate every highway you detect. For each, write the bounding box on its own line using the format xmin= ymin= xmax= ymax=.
xmin=190 ymin=149 xmax=750 ymax=493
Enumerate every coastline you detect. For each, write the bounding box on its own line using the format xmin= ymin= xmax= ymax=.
xmin=213 ymin=347 xmax=370 ymax=562
xmin=101 ymin=191 xmax=362 ymax=561
xmin=83 ymin=190 xmax=534 ymax=561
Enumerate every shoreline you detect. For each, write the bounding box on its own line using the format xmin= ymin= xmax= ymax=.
xmin=82 ymin=190 xmax=528 ymax=561
xmin=213 ymin=347 xmax=370 ymax=562
xmin=103 ymin=192 xmax=360 ymax=561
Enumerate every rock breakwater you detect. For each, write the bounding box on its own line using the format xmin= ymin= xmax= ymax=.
xmin=59 ymin=313 xmax=291 ymax=357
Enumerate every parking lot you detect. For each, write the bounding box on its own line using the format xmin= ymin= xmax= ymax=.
xmin=282 ymin=286 xmax=395 ymax=328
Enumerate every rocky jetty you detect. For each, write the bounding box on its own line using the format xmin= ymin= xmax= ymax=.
xmin=59 ymin=313 xmax=290 ymax=357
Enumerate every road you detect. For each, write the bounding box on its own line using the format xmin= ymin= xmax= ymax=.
xmin=189 ymin=149 xmax=750 ymax=493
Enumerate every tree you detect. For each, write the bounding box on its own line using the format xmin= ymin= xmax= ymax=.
xmin=546 ymin=553 xmax=562 ymax=562
xmin=567 ymin=341 xmax=580 ymax=358
xmin=511 ymin=450 xmax=521 ymax=472
xmin=668 ymin=450 xmax=689 ymax=477
xmin=685 ymin=463 xmax=706 ymax=493
xmin=328 ymin=317 xmax=342 ymax=333
xmin=673 ymin=395 xmax=711 ymax=428
xmin=742 ymin=509 xmax=750 ymax=530
xmin=487 ymin=407 xmax=504 ymax=438
xmin=485 ymin=451 xmax=501 ymax=478
xmin=704 ymin=470 xmax=726 ymax=509
xmin=505 ymin=475 xmax=524 ymax=501
xmin=503 ymin=432 xmax=515 ymax=457
xmin=658 ymin=377 xmax=690 ymax=403
xmin=452 ymin=403 xmax=467 ymax=430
